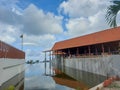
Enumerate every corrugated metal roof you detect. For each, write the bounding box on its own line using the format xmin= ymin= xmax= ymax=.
xmin=52 ymin=27 xmax=120 ymax=50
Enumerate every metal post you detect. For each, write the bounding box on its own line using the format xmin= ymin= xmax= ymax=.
xmin=20 ymin=34 xmax=23 ymax=50
xmin=49 ymin=51 xmax=51 ymax=75
xmin=45 ymin=52 xmax=46 ymax=75
xmin=51 ymin=51 xmax=53 ymax=75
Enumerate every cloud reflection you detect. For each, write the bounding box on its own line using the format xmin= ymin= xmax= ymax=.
xmin=25 ymin=75 xmax=56 ymax=90
xmin=25 ymin=63 xmax=74 ymax=90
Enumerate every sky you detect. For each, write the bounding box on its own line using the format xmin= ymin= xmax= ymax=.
xmin=0 ymin=0 xmax=119 ymax=61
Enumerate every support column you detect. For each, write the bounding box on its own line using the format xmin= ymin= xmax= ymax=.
xmin=102 ymin=44 xmax=104 ymax=54
xmin=84 ymin=47 xmax=86 ymax=55
xmin=76 ymin=48 xmax=79 ymax=56
xmin=49 ymin=51 xmax=51 ymax=75
xmin=95 ymin=45 xmax=98 ymax=55
xmin=119 ymin=41 xmax=120 ymax=54
xmin=44 ymin=51 xmax=47 ymax=75
xmin=88 ymin=46 xmax=91 ymax=55
xmin=51 ymin=51 xmax=54 ymax=75
xmin=108 ymin=47 xmax=111 ymax=54
xmin=68 ymin=49 xmax=70 ymax=57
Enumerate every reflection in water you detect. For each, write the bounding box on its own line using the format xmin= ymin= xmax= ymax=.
xmin=1 ymin=62 xmax=101 ymax=90
xmin=25 ymin=63 xmax=74 ymax=90
xmin=52 ymin=69 xmax=88 ymax=90
xmin=58 ymin=65 xmax=106 ymax=88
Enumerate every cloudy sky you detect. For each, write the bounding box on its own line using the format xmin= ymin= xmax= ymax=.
xmin=0 ymin=0 xmax=116 ymax=61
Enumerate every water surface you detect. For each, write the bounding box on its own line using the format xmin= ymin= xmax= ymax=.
xmin=24 ymin=63 xmax=75 ymax=90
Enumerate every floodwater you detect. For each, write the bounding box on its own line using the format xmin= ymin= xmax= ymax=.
xmin=24 ymin=63 xmax=75 ymax=90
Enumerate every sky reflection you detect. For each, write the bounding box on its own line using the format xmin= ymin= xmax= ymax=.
xmin=24 ymin=63 xmax=74 ymax=90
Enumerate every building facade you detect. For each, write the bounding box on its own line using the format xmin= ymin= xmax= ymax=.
xmin=51 ymin=27 xmax=120 ymax=88
xmin=0 ymin=41 xmax=25 ymax=89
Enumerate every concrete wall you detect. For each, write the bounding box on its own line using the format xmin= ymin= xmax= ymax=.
xmin=64 ymin=55 xmax=120 ymax=77
xmin=0 ymin=58 xmax=25 ymax=86
xmin=52 ymin=55 xmax=120 ymax=88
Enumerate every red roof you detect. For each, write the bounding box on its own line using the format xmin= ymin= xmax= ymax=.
xmin=52 ymin=27 xmax=120 ymax=50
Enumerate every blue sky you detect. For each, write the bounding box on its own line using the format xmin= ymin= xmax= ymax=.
xmin=1 ymin=0 xmax=119 ymax=61
xmin=17 ymin=0 xmax=64 ymax=14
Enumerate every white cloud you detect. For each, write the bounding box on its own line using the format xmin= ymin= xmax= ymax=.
xmin=65 ymin=10 xmax=109 ymax=37
xmin=0 ymin=3 xmax=63 ymax=51
xmin=59 ymin=0 xmax=110 ymax=18
xmin=59 ymin=0 xmax=110 ymax=38
xmin=22 ymin=4 xmax=63 ymax=35
xmin=65 ymin=17 xmax=89 ymax=37
xmin=0 ymin=6 xmax=21 ymax=25
xmin=0 ymin=0 xmax=18 ymax=9
xmin=25 ymin=48 xmax=40 ymax=61
xmin=116 ymin=11 xmax=120 ymax=26
xmin=23 ymin=34 xmax=55 ymax=48
xmin=0 ymin=22 xmax=21 ymax=44
xmin=23 ymin=34 xmax=56 ymax=60
xmin=0 ymin=0 xmax=113 ymax=60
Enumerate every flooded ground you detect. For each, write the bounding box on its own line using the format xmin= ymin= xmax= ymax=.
xmin=24 ymin=63 xmax=75 ymax=90
xmin=0 ymin=62 xmax=105 ymax=90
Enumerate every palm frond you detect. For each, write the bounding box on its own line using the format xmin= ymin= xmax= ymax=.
xmin=106 ymin=0 xmax=120 ymax=27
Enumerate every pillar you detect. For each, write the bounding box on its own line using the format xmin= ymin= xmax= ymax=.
xmin=88 ymin=46 xmax=91 ymax=55
xmin=44 ymin=51 xmax=46 ymax=75
xmin=102 ymin=44 xmax=104 ymax=54
xmin=76 ymin=48 xmax=79 ymax=56
xmin=95 ymin=45 xmax=98 ymax=55
xmin=108 ymin=47 xmax=111 ymax=54
xmin=68 ymin=49 xmax=70 ymax=57
xmin=119 ymin=41 xmax=120 ymax=54
xmin=49 ymin=51 xmax=51 ymax=75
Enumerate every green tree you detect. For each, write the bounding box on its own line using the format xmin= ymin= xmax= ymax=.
xmin=106 ymin=1 xmax=120 ymax=27
xmin=36 ymin=60 xmax=39 ymax=63
xmin=29 ymin=60 xmax=33 ymax=64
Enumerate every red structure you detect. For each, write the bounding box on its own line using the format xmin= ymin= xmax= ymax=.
xmin=0 ymin=41 xmax=25 ymax=59
xmin=52 ymin=27 xmax=120 ymax=56
xmin=49 ymin=27 xmax=120 ymax=89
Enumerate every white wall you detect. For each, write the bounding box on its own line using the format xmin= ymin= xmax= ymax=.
xmin=64 ymin=55 xmax=120 ymax=77
xmin=0 ymin=58 xmax=25 ymax=86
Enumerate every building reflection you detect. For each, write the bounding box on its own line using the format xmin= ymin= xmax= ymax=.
xmin=44 ymin=59 xmax=89 ymax=90
xmin=53 ymin=69 xmax=89 ymax=90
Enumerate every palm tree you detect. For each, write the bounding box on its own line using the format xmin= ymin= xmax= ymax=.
xmin=106 ymin=1 xmax=120 ymax=27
